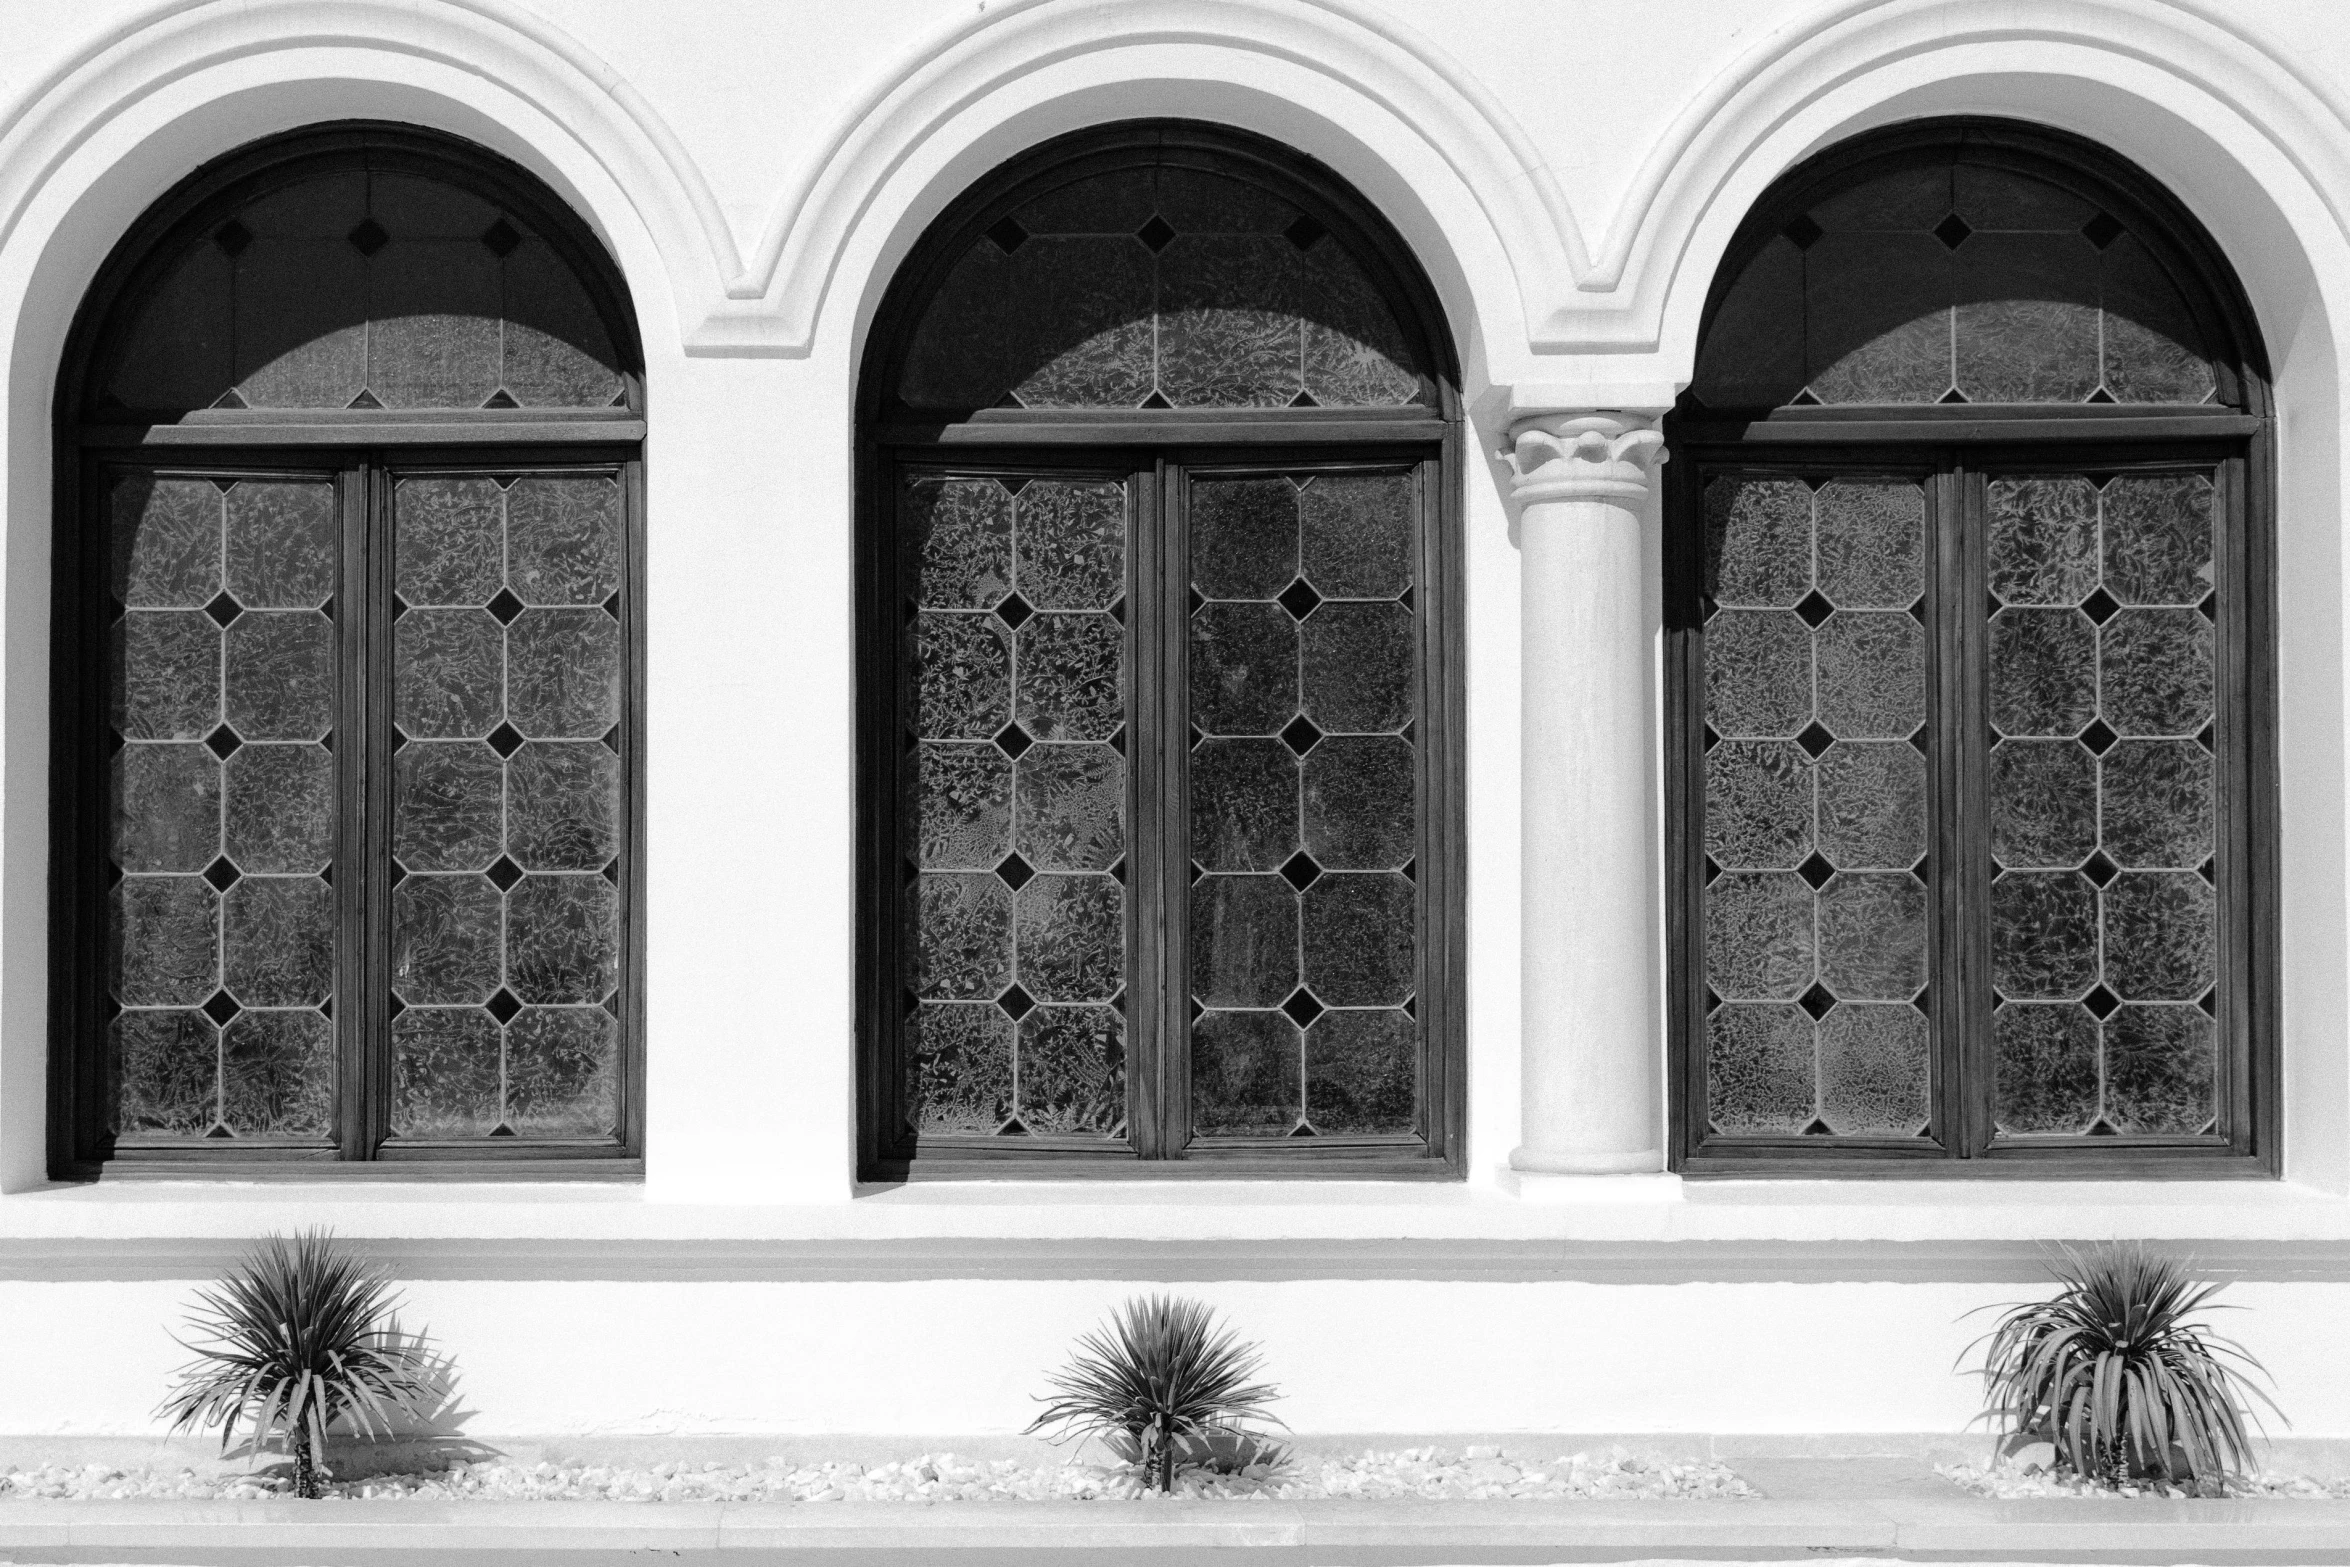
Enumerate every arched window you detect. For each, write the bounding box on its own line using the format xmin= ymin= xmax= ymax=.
xmin=1666 ymin=119 xmax=2275 ymax=1173
xmin=55 ymin=124 xmax=645 ymax=1176
xmin=858 ymin=121 xmax=1463 ymax=1178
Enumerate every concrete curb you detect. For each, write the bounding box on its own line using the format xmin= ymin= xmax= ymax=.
xmin=1 ymin=1493 xmax=2349 ymax=1565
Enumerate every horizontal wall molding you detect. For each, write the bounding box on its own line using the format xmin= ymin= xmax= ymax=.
xmin=4 ymin=1235 xmax=2350 ymax=1284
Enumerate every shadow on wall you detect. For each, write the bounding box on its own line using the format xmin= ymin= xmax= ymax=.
xmin=1690 ymin=155 xmax=2220 ymax=411
xmin=93 ymin=164 xmax=626 ymax=418
xmin=888 ymin=160 xmax=1436 ymax=417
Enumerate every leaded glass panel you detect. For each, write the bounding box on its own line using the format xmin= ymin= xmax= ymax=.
xmin=898 ymin=474 xmax=1130 ymax=1141
xmin=1699 ymin=475 xmax=1933 ymax=1139
xmin=1987 ymin=471 xmax=2218 ymax=1137
xmin=390 ymin=472 xmax=625 ymax=1142
xmin=1690 ymin=157 xmax=2221 ymax=409
xmin=108 ymin=472 xmax=338 ymax=1142
xmin=1188 ymin=470 xmax=1421 ymax=1141
xmin=1684 ymin=457 xmax=2242 ymax=1160
xmin=898 ymin=165 xmax=1429 ymax=412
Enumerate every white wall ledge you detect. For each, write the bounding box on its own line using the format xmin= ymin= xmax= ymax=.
xmin=1 ymin=1176 xmax=2347 ymax=1251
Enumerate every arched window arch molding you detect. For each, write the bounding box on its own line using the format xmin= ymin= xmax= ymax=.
xmin=0 ymin=0 xmax=722 ymax=361
xmin=11 ymin=1 xmax=2350 ymax=368
xmin=726 ymin=0 xmax=1569 ymax=368
xmin=1640 ymin=0 xmax=2350 ymax=383
xmin=0 ymin=0 xmax=1550 ymax=368
xmin=829 ymin=78 xmax=1509 ymax=400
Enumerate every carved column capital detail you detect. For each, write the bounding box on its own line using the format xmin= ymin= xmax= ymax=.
xmin=1502 ymin=413 xmax=1669 ymax=516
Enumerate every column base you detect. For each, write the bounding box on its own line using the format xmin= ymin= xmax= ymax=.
xmin=1508 ymin=1145 xmax=1664 ymax=1175
xmin=1495 ymin=1166 xmax=1683 ymax=1204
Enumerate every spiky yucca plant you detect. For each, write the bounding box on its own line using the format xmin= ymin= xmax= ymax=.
xmin=1027 ymin=1294 xmax=1285 ymax=1492
xmin=1970 ymin=1242 xmax=2279 ymax=1491
xmin=158 ymin=1229 xmax=444 ymax=1498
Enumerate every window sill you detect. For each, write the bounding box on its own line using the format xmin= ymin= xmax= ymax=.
xmin=1 ymin=1170 xmax=2348 ymax=1257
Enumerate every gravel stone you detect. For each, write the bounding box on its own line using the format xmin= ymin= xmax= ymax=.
xmin=0 ymin=1446 xmax=1753 ymax=1504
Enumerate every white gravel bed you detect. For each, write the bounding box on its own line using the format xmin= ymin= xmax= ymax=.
xmin=0 ymin=1445 xmax=1753 ymax=1504
xmin=1940 ymin=1459 xmax=2350 ymax=1500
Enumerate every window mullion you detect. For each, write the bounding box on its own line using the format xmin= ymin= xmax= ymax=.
xmin=1146 ymin=456 xmax=1188 ymax=1159
xmin=1123 ymin=458 xmax=1165 ymax=1159
xmin=333 ymin=455 xmax=378 ymax=1160
xmin=1940 ymin=457 xmax=1992 ymax=1158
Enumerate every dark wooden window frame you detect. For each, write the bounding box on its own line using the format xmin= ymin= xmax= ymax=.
xmin=50 ymin=125 xmax=648 ymax=1180
xmin=1663 ymin=120 xmax=2279 ymax=1178
xmin=856 ymin=122 xmax=1466 ymax=1181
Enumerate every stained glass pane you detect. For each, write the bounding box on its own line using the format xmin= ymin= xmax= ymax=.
xmin=1187 ymin=470 xmax=1420 ymax=1141
xmin=389 ymin=470 xmax=625 ymax=1143
xmin=897 ymin=162 xmax=1429 ymax=411
xmin=1690 ymin=154 xmax=2223 ymax=409
xmin=1699 ymin=474 xmax=1931 ymax=1139
xmin=1987 ymin=471 xmax=2219 ymax=1138
xmin=106 ymin=471 xmax=338 ymax=1143
xmin=95 ymin=163 xmax=627 ymax=413
xmin=896 ymin=472 xmax=1130 ymax=1140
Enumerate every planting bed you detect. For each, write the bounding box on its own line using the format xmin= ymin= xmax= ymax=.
xmin=1939 ymin=1457 xmax=2350 ymax=1500
xmin=0 ymin=1445 xmax=1752 ymax=1504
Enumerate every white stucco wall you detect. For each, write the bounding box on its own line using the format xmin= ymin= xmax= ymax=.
xmin=0 ymin=0 xmax=2344 ymax=1439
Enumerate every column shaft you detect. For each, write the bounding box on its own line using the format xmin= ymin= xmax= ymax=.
xmin=1506 ymin=415 xmax=1666 ymax=1175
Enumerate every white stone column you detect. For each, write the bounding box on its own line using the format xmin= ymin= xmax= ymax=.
xmin=1505 ymin=413 xmax=1669 ymax=1175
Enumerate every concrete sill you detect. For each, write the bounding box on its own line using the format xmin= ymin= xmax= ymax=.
xmin=3 ymin=1492 xmax=2350 ymax=1564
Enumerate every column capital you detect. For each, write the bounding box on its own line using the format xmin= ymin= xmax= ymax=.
xmin=1502 ymin=412 xmax=1669 ymax=515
